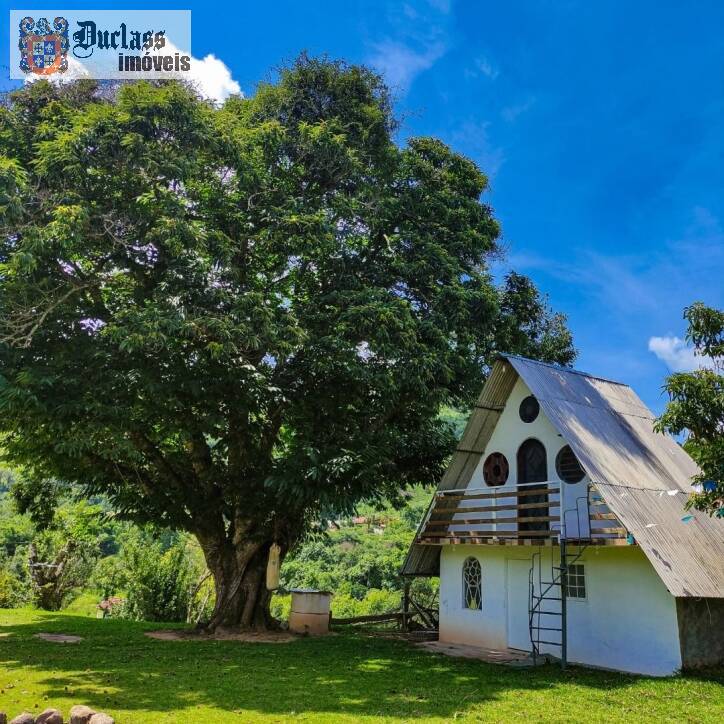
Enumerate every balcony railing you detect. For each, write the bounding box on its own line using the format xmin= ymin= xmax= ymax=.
xmin=416 ymin=481 xmax=628 ymax=546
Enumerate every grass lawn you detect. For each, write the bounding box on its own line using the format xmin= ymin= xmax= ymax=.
xmin=0 ymin=608 xmax=722 ymax=723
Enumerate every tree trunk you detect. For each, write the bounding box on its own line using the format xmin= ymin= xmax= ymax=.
xmin=200 ymin=537 xmax=283 ymax=632
xmin=28 ymin=541 xmax=76 ymax=611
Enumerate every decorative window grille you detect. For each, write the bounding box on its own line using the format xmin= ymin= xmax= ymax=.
xmin=483 ymin=452 xmax=509 ymax=487
xmin=462 ymin=557 xmax=482 ymax=610
xmin=556 ymin=445 xmax=586 ymax=483
xmin=564 ymin=563 xmax=586 ymax=599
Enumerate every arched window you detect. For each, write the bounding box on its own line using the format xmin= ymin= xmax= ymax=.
xmin=517 ymin=438 xmax=549 ymax=532
xmin=462 ymin=557 xmax=482 ymax=610
xmin=517 ymin=438 xmax=547 ymax=484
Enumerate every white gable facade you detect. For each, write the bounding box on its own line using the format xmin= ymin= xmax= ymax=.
xmin=404 ymin=356 xmax=724 ymax=676
xmin=439 ymin=378 xmax=681 ymax=675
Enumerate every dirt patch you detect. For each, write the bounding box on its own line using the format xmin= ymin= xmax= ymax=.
xmin=416 ymin=640 xmax=538 ymax=666
xmin=145 ymin=629 xmax=297 ymax=643
xmin=34 ymin=632 xmax=83 ymax=643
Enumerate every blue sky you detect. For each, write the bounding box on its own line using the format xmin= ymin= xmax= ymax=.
xmin=3 ymin=0 xmax=723 ymax=413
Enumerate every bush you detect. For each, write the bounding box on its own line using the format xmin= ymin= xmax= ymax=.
xmin=0 ymin=567 xmax=24 ymax=608
xmin=270 ymin=593 xmax=291 ymax=622
xmin=0 ymin=546 xmax=31 ymax=609
xmin=90 ymin=554 xmax=131 ymax=599
xmin=111 ymin=529 xmax=197 ymax=623
xmin=331 ymin=588 xmax=400 ymax=618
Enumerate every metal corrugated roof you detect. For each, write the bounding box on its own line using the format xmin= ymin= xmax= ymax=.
xmin=439 ymin=360 xmax=517 ymax=491
xmin=505 ymin=355 xmax=700 ymax=492
xmin=404 ymin=355 xmax=724 ymax=597
xmin=401 ymin=360 xmax=517 ymax=576
xmin=595 ymin=484 xmax=724 ymax=597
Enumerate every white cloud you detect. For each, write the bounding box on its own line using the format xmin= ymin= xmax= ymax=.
xmin=185 ymin=52 xmax=241 ymax=103
xmin=648 ymin=336 xmax=713 ymax=372
xmin=368 ymin=40 xmax=446 ymax=92
xmin=366 ymin=0 xmax=451 ymax=94
xmin=140 ymin=41 xmax=242 ymax=103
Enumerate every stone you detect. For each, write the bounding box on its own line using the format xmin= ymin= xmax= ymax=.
xmin=69 ymin=707 xmax=95 ymax=724
xmin=34 ymin=633 xmax=82 ymax=644
xmin=9 ymin=714 xmax=35 ymax=724
xmin=88 ymin=716 xmax=114 ymax=724
xmin=36 ymin=710 xmax=62 ymax=724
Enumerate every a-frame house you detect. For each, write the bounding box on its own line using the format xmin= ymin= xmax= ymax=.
xmin=403 ymin=355 xmax=724 ymax=675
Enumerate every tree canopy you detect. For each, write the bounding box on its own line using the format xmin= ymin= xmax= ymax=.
xmin=0 ymin=57 xmax=574 ymax=628
xmin=656 ymin=302 xmax=723 ymax=516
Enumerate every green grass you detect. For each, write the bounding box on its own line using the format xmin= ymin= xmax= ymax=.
xmin=0 ymin=608 xmax=722 ymax=723
xmin=61 ymin=592 xmax=103 ymax=618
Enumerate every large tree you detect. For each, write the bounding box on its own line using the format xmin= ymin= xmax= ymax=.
xmin=0 ymin=58 xmax=574 ymax=630
xmin=656 ymin=302 xmax=723 ymax=516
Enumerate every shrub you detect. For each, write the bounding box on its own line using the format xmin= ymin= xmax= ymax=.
xmin=330 ymin=588 xmax=400 ymax=618
xmin=0 ymin=567 xmax=23 ymax=608
xmin=90 ymin=554 xmax=131 ymax=599
xmin=112 ymin=529 xmax=196 ymax=623
xmin=270 ymin=593 xmax=292 ymax=622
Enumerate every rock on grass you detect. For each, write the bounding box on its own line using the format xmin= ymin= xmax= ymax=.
xmin=9 ymin=714 xmax=35 ymax=724
xmin=36 ymin=710 xmax=62 ymax=724
xmin=69 ymin=706 xmax=96 ymax=724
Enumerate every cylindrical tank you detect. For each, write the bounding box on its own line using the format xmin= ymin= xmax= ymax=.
xmin=289 ymin=589 xmax=332 ymax=635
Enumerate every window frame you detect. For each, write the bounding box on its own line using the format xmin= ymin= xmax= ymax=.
xmin=564 ymin=562 xmax=587 ymax=600
xmin=483 ymin=451 xmax=509 ymax=487
xmin=462 ymin=556 xmax=482 ymax=611
xmin=519 ymin=395 xmax=540 ymax=423
xmin=555 ymin=444 xmax=586 ymax=484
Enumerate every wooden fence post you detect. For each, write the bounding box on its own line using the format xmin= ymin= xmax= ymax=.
xmin=402 ymin=579 xmax=411 ymax=632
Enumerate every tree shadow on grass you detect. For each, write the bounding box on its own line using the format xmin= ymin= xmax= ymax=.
xmin=0 ymin=613 xmax=722 ymax=721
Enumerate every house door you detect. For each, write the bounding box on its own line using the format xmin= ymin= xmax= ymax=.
xmin=506 ymin=559 xmax=532 ymax=651
xmin=517 ymin=438 xmax=549 ymax=532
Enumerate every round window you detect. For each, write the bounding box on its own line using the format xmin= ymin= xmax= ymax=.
xmin=519 ymin=395 xmax=540 ymax=423
xmin=483 ymin=452 xmax=509 ymax=487
xmin=556 ymin=445 xmax=586 ymax=483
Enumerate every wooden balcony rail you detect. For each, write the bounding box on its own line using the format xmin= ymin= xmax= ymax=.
xmin=416 ymin=482 xmax=628 ymax=547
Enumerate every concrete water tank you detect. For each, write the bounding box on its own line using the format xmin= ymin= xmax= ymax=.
xmin=289 ymin=589 xmax=331 ymax=635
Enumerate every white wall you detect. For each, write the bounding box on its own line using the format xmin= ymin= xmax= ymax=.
xmin=467 ymin=376 xmax=565 ymax=490
xmin=439 ymin=544 xmax=682 ymax=676
xmin=463 ymin=377 xmax=591 ymax=537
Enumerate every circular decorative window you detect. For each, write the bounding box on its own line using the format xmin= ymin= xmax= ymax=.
xmin=519 ymin=395 xmax=540 ymax=423
xmin=483 ymin=452 xmax=509 ymax=487
xmin=556 ymin=445 xmax=586 ymax=483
